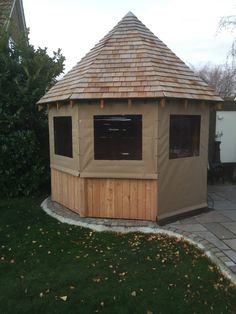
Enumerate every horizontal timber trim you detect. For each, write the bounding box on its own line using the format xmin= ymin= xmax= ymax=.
xmin=80 ymin=172 xmax=158 ymax=180
xmin=51 ymin=164 xmax=80 ymax=177
xmin=51 ymin=168 xmax=157 ymax=221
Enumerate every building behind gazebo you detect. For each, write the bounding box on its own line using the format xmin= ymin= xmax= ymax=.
xmin=0 ymin=0 xmax=26 ymax=42
xmin=38 ymin=12 xmax=222 ymax=221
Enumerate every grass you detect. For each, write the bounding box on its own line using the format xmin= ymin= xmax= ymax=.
xmin=0 ymin=197 xmax=236 ymax=314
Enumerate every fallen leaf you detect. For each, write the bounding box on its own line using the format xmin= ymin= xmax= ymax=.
xmin=60 ymin=296 xmax=67 ymax=301
xmin=93 ymin=278 xmax=101 ymax=283
xmin=131 ymin=291 xmax=136 ymax=297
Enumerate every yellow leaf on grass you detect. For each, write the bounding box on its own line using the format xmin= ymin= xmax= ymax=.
xmin=93 ymin=278 xmax=101 ymax=283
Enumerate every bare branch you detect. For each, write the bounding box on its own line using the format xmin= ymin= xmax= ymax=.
xmin=193 ymin=63 xmax=236 ymax=98
xmin=219 ymin=15 xmax=236 ymax=32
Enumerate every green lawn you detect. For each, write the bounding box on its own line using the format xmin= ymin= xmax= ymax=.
xmin=0 ymin=197 xmax=236 ymax=314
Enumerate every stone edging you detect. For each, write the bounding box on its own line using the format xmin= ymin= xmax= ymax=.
xmin=41 ymin=197 xmax=236 ymax=286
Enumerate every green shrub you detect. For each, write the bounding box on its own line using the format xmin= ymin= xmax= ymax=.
xmin=0 ymin=27 xmax=65 ymax=196
xmin=0 ymin=130 xmax=49 ymax=196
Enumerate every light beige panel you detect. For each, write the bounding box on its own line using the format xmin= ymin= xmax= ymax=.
xmin=157 ymin=100 xmax=209 ymax=219
xmin=78 ymin=100 xmax=158 ymax=179
xmin=48 ymin=105 xmax=79 ymax=175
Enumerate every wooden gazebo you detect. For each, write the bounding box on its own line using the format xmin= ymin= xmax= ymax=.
xmin=38 ymin=12 xmax=222 ymax=221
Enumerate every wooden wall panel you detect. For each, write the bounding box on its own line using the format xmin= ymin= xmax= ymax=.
xmin=51 ymin=168 xmax=86 ymax=216
xmin=85 ymin=178 xmax=157 ymax=221
xmin=51 ymin=169 xmax=158 ymax=221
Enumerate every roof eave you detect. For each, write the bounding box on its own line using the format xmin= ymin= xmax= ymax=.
xmin=37 ymin=93 xmax=223 ymax=105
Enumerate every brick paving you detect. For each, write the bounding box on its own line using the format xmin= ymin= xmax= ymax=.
xmin=42 ymin=184 xmax=236 ymax=281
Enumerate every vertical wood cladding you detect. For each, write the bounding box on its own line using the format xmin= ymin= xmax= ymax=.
xmin=51 ymin=168 xmax=157 ymax=221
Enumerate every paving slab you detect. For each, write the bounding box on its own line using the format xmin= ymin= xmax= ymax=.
xmin=191 ymin=231 xmax=230 ymax=250
xmin=208 ymin=185 xmax=236 ymax=208
xmin=203 ymin=222 xmax=236 ymax=239
xmin=229 ymin=265 xmax=236 ymax=274
xmin=222 ymin=222 xmax=236 ymax=234
xmin=208 ymin=192 xmax=225 ymax=201
xmin=170 ymin=223 xmax=207 ymax=232
xmin=219 ymin=256 xmax=234 ymax=263
xmin=220 ymin=210 xmax=236 ymax=221
xmin=213 ymin=201 xmax=236 ymax=210
xmin=223 ymin=250 xmax=236 ymax=263
xmin=223 ymin=239 xmax=236 ymax=251
xmin=208 ymin=184 xmax=236 ymax=195
xmin=195 ymin=211 xmax=231 ymax=223
xmin=178 ymin=217 xmax=199 ymax=224
xmin=217 ymin=186 xmax=236 ymax=202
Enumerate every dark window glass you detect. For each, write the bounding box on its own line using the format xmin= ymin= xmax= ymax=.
xmin=53 ymin=116 xmax=73 ymax=158
xmin=94 ymin=115 xmax=142 ymax=160
xmin=169 ymin=115 xmax=201 ymax=159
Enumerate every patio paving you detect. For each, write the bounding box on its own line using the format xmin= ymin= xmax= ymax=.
xmin=167 ymin=184 xmax=236 ymax=275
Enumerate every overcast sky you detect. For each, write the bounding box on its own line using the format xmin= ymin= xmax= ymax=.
xmin=23 ymin=0 xmax=235 ymax=73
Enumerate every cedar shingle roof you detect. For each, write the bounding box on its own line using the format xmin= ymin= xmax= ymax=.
xmin=0 ymin=0 xmax=13 ymax=28
xmin=38 ymin=11 xmax=222 ymax=104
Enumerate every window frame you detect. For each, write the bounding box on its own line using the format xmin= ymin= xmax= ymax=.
xmin=169 ymin=114 xmax=201 ymax=160
xmin=93 ymin=114 xmax=143 ymax=161
xmin=53 ymin=116 xmax=73 ymax=158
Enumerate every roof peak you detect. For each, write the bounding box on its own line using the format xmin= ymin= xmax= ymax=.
xmin=124 ymin=11 xmax=136 ymax=18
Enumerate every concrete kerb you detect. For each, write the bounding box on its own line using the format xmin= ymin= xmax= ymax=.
xmin=41 ymin=197 xmax=236 ymax=286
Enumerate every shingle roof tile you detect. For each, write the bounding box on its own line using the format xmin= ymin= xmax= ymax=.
xmin=38 ymin=12 xmax=222 ymax=104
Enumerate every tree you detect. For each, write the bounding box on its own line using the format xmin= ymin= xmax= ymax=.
xmin=193 ymin=14 xmax=236 ymax=98
xmin=193 ymin=62 xmax=236 ymax=98
xmin=219 ymin=14 xmax=236 ymax=60
xmin=0 ymin=28 xmax=65 ymax=196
